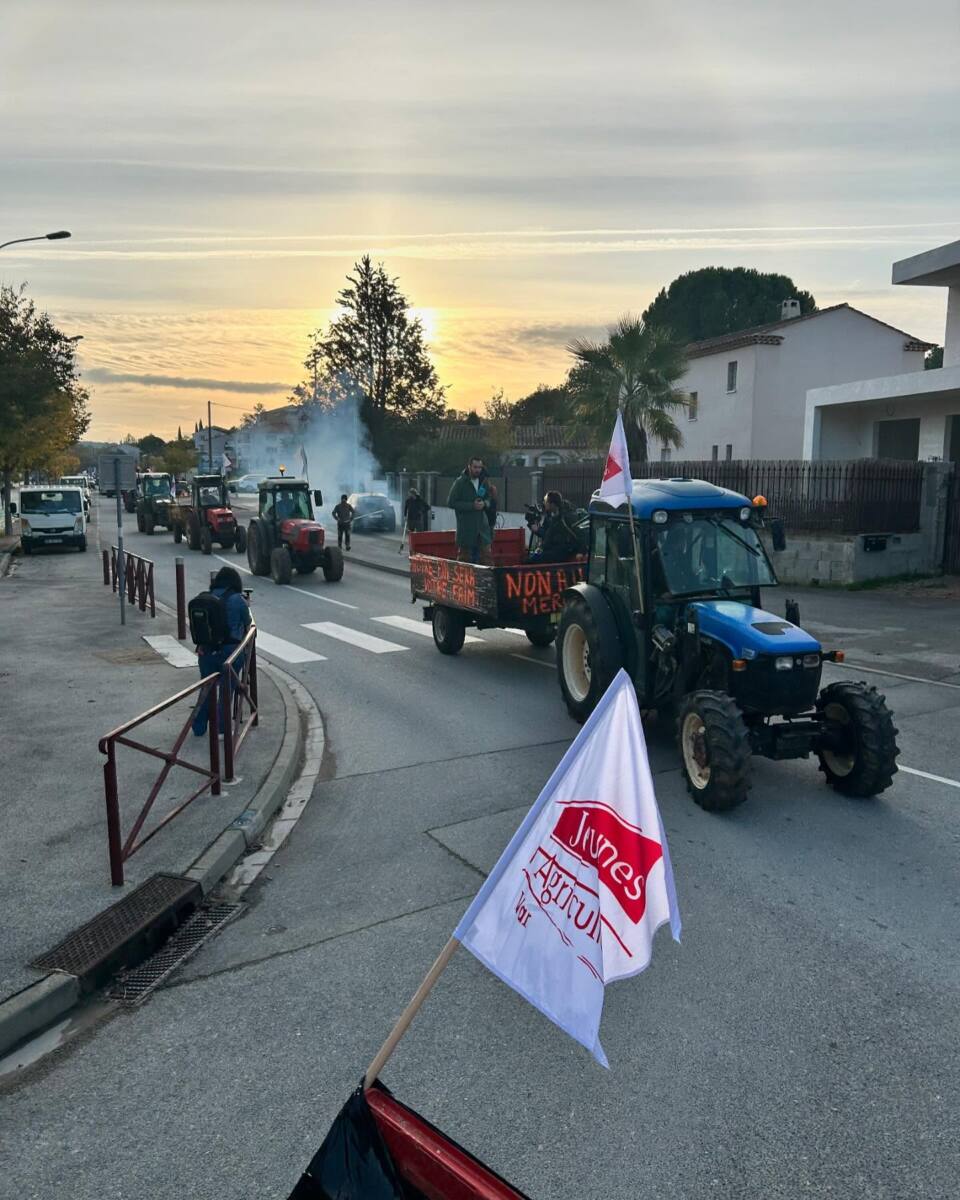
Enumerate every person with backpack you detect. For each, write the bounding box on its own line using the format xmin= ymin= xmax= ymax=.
xmin=190 ymin=565 xmax=252 ymax=736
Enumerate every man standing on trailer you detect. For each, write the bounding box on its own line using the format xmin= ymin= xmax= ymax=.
xmin=448 ymin=455 xmax=493 ymax=564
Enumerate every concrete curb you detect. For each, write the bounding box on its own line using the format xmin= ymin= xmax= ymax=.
xmin=346 ymin=551 xmax=410 ymax=579
xmin=0 ymin=661 xmax=311 ymax=1061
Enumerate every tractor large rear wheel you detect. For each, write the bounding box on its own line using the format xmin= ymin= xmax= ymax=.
xmin=677 ymin=691 xmax=751 ymax=812
xmin=246 ymin=521 xmax=270 ymax=576
xmin=556 ymin=597 xmax=620 ymax=723
xmin=270 ymin=546 xmax=293 ymax=585
xmin=816 ymin=681 xmax=899 ymax=797
xmin=322 ymin=546 xmax=344 ymax=582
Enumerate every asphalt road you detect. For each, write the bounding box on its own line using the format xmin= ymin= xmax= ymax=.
xmin=2 ymin=495 xmax=959 ymax=1199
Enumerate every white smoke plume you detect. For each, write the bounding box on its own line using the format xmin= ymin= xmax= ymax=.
xmin=237 ymin=393 xmax=384 ymax=519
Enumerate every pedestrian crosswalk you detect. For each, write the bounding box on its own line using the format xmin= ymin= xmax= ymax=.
xmin=372 ymin=614 xmax=482 ymax=643
xmin=251 ymin=612 xmax=551 ymax=668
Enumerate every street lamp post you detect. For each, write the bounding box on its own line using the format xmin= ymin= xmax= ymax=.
xmin=0 ymin=230 xmax=71 ymax=251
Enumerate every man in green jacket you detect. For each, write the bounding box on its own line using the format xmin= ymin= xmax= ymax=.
xmin=447 ymin=456 xmax=494 ymax=564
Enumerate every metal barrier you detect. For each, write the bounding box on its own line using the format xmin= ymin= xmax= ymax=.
xmin=109 ymin=545 xmax=156 ymax=616
xmin=100 ymin=624 xmax=258 ymax=885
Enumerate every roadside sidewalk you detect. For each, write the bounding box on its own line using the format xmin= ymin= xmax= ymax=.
xmin=0 ymin=544 xmax=303 ymax=1050
xmin=346 ymin=529 xmax=412 ymax=576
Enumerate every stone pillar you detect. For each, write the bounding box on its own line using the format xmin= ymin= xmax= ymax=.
xmin=920 ymin=461 xmax=954 ymax=570
xmin=530 ymin=470 xmax=544 ymax=508
xmin=424 ymin=471 xmax=439 ymax=530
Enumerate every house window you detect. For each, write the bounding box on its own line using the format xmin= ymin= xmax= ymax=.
xmin=725 ymin=444 xmax=733 ymax=461
xmin=711 ymin=445 xmax=719 ymax=462
xmin=726 ymin=361 xmax=738 ymax=392
xmin=660 ymin=447 xmax=671 ymax=463
xmin=537 ymin=451 xmax=562 ymax=466
xmin=687 ymin=391 xmax=698 ymax=421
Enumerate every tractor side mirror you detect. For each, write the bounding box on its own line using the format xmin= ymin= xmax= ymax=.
xmin=771 ymin=518 xmax=786 ymax=552
xmin=313 ymin=489 xmax=323 ymax=508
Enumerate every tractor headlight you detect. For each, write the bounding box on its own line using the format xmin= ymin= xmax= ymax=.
xmin=20 ymin=519 xmax=30 ymax=533
xmin=774 ymin=656 xmax=794 ymax=671
xmin=740 ymin=507 xmax=751 ymax=522
xmin=802 ymin=653 xmax=820 ymax=668
xmin=74 ymin=516 xmax=84 ymax=533
xmin=652 ymin=510 xmax=668 ymax=524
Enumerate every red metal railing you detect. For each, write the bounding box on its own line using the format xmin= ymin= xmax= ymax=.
xmin=109 ymin=545 xmax=156 ymax=616
xmin=99 ymin=625 xmax=258 ymax=885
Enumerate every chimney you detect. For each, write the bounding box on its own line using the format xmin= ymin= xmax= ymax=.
xmin=781 ymin=298 xmax=801 ymax=321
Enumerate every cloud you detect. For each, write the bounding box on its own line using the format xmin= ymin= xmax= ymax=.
xmin=83 ymin=367 xmax=288 ymax=394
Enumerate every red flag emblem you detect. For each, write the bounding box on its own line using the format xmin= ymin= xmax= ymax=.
xmin=602 ymin=453 xmax=621 ymax=482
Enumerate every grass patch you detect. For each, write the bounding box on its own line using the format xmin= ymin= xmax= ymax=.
xmin=846 ymin=571 xmax=940 ymax=592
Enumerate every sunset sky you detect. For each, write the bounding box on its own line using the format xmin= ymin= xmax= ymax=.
xmin=2 ymin=0 xmax=959 ymax=441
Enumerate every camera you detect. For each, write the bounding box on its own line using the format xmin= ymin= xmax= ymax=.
xmin=524 ymin=502 xmax=544 ymax=529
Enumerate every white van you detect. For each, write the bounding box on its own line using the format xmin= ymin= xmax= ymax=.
xmin=59 ymin=474 xmax=92 ymax=519
xmin=12 ymin=486 xmax=88 ymax=553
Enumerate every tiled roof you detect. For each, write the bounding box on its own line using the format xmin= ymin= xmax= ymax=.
xmin=438 ymin=422 xmax=593 ymax=449
xmin=685 ymin=303 xmax=935 ymax=359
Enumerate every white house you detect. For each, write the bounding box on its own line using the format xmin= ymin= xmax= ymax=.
xmin=804 ymin=239 xmax=960 ymax=462
xmin=654 ymin=303 xmax=930 ymax=463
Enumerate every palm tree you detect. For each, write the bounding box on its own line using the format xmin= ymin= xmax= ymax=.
xmin=567 ymin=315 xmax=689 ymax=464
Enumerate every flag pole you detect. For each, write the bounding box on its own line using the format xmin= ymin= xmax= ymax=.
xmin=620 ymin=405 xmax=645 ymax=616
xmin=363 ymin=937 xmax=459 ymax=1089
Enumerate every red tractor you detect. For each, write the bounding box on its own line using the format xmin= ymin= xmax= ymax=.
xmin=171 ymin=474 xmax=246 ymax=555
xmin=246 ymin=476 xmax=343 ymax=584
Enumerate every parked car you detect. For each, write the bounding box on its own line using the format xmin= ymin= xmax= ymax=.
xmin=347 ymin=492 xmax=397 ymax=533
xmin=12 ymin=486 xmax=87 ymax=553
xmin=229 ymin=473 xmax=269 ymax=494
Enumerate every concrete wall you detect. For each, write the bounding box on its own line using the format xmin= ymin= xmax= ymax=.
xmin=945 ymin=287 xmax=960 ymax=367
xmin=658 ymin=307 xmax=926 ymax=462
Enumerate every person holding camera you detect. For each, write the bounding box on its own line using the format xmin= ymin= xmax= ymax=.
xmin=447 ymin=455 xmax=494 ymax=564
xmin=531 ymin=490 xmax=584 ymax=563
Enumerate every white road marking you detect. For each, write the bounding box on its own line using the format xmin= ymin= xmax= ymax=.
xmin=831 ymin=661 xmax=960 ymax=692
xmin=509 ymin=653 xmax=556 ymax=669
xmin=899 ymin=765 xmax=960 ymax=790
xmin=256 ymin=630 xmax=327 ymax=664
xmin=303 ymin=621 xmax=407 ymax=654
xmin=142 ymin=635 xmax=198 ymax=669
xmin=215 ymin=554 xmax=252 ymax=575
xmin=373 ymin=614 xmax=481 ymax=643
xmin=287 ymin=584 xmax=358 ymax=610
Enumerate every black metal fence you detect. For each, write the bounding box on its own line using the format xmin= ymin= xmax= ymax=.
xmin=539 ymin=459 xmax=926 ymax=534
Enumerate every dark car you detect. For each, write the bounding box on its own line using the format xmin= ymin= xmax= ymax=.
xmin=347 ymin=492 xmax=397 ymax=533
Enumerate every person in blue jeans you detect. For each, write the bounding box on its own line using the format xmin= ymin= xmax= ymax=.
xmin=192 ymin=565 xmax=252 ymax=736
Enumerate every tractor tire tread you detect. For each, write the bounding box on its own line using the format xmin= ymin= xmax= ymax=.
xmin=816 ymin=681 xmax=899 ymax=797
xmin=676 ymin=690 xmax=752 ymax=813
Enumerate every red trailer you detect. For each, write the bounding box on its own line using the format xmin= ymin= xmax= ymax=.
xmin=409 ymin=528 xmax=586 ymax=653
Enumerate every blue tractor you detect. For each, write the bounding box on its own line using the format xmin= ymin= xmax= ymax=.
xmin=556 ymin=479 xmax=899 ymax=812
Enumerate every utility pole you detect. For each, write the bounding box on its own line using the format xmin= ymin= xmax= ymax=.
xmin=207 ymin=400 xmax=214 ymax=473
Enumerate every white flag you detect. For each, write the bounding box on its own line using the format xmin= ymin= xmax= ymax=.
xmin=454 ymin=670 xmax=680 ymax=1067
xmin=598 ymin=410 xmax=632 ymax=508
xmin=222 ymin=451 xmax=233 ymax=472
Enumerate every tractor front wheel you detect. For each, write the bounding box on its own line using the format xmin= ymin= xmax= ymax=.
xmin=432 ymin=606 xmax=466 ymax=654
xmin=246 ymin=522 xmax=270 ymax=575
xmin=816 ymin=682 xmax=899 ymax=797
xmin=525 ymin=621 xmax=556 ymax=648
xmin=234 ymin=525 xmax=246 ymax=554
xmin=322 ymin=546 xmax=344 ymax=582
xmin=556 ymin=598 xmax=620 ymax=723
xmin=173 ymin=522 xmax=183 ymax=544
xmin=136 ymin=510 xmax=144 ymax=533
xmin=144 ymin=513 xmax=155 ymax=536
xmin=187 ymin=513 xmax=201 ymax=551
xmin=677 ymin=691 xmax=751 ymax=812
xmin=199 ymin=526 xmax=213 ymax=555
xmin=270 ymin=546 xmax=293 ymax=585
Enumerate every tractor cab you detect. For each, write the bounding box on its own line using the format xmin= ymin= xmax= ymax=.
xmin=556 ymin=478 xmax=898 ymax=812
xmin=246 ymin=477 xmax=343 ymax=585
xmin=193 ymin=474 xmax=228 ymax=512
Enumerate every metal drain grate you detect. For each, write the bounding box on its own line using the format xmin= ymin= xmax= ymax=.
xmin=31 ymin=873 xmax=200 ymax=988
xmin=108 ymin=902 xmax=243 ymax=1007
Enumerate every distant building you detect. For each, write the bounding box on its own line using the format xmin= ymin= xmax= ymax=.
xmin=805 ymin=240 xmax=960 ymax=462
xmin=437 ymin=421 xmax=594 ymax=467
xmin=193 ymin=425 xmax=234 ymax=471
xmin=233 ymin=405 xmax=304 ymax=473
xmin=651 ymin=303 xmax=931 ymax=464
